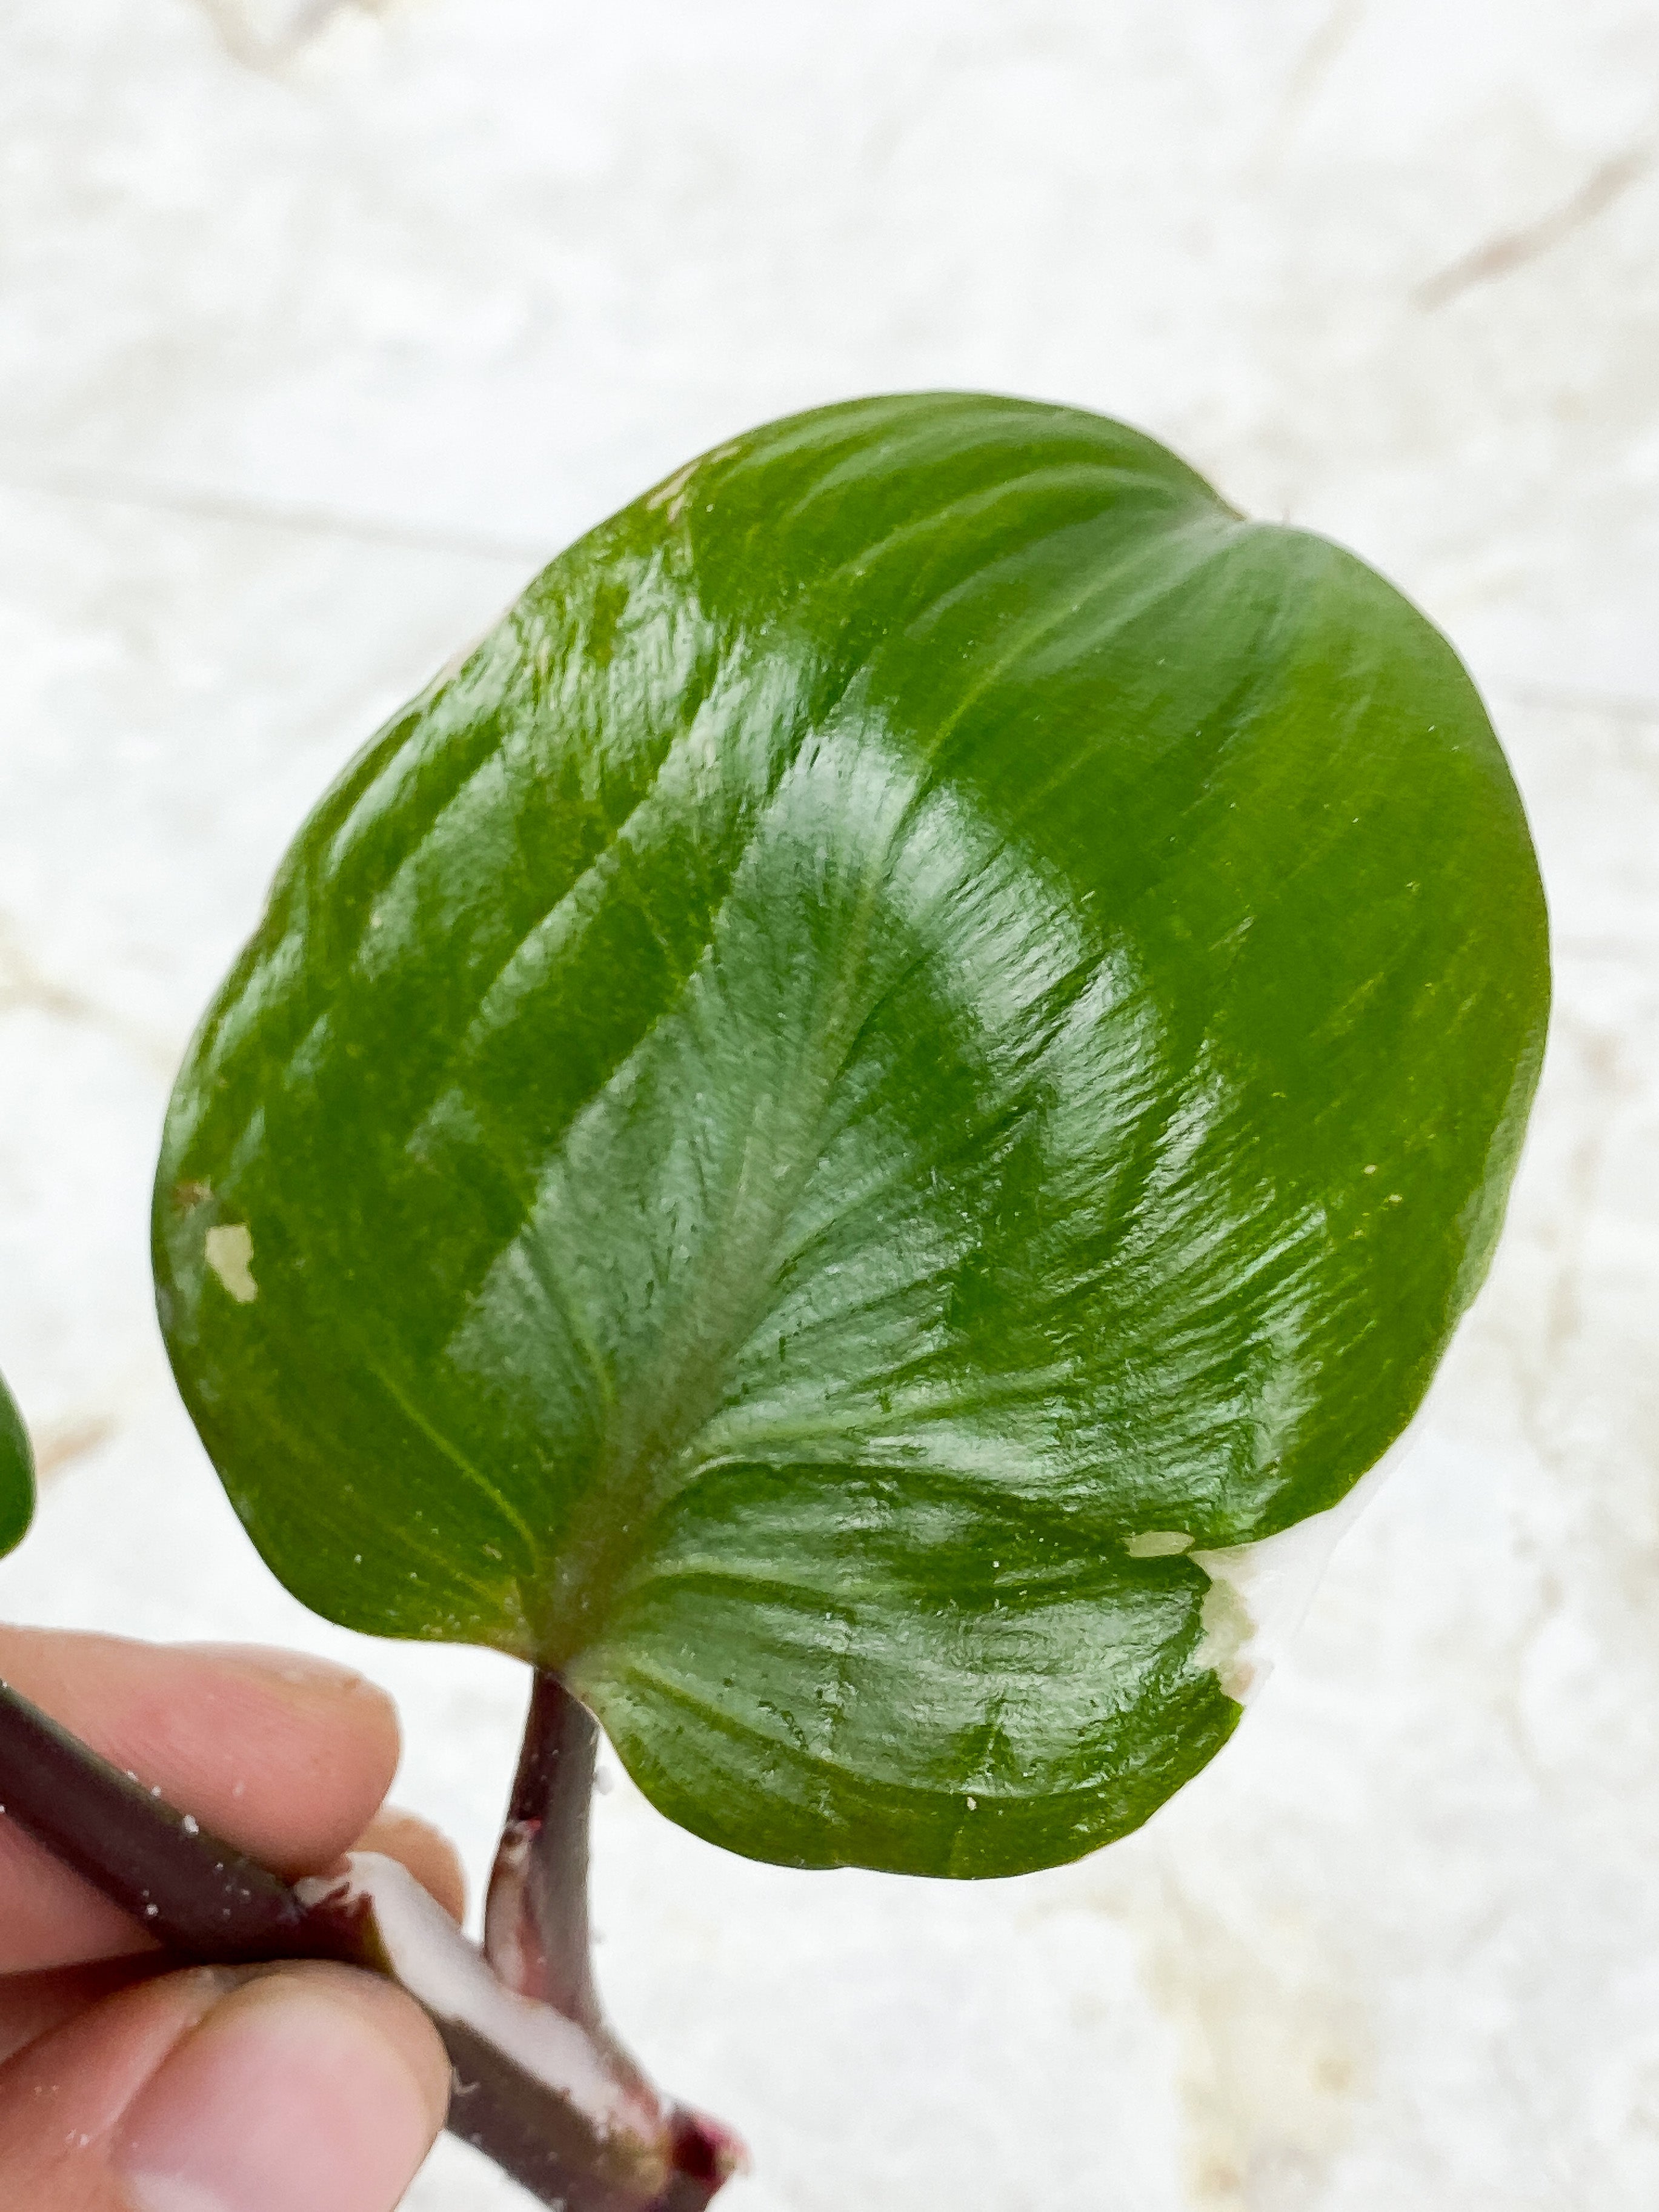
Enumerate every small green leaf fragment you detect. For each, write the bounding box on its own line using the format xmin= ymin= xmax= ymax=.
xmin=0 ymin=1368 xmax=36 ymax=1559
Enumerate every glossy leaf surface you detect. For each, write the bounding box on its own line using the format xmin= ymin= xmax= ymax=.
xmin=155 ymin=394 xmax=1548 ymax=1876
xmin=0 ymin=1367 xmax=35 ymax=1558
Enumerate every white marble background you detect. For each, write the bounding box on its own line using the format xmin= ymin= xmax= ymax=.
xmin=1 ymin=2 xmax=1654 ymax=2206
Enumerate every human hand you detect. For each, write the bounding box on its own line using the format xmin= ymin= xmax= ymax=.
xmin=0 ymin=1627 xmax=461 ymax=2211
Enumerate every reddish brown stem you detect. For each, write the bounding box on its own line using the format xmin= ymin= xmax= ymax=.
xmin=485 ymin=1669 xmax=604 ymax=2024
xmin=484 ymin=1671 xmax=746 ymax=2199
xmin=0 ymin=1673 xmax=325 ymax=1961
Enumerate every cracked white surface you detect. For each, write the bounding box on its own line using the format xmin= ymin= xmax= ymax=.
xmin=1 ymin=4 xmax=1655 ymax=2207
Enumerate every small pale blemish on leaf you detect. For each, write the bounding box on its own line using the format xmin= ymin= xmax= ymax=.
xmin=645 ymin=457 xmax=700 ymax=523
xmin=204 ymin=1224 xmax=258 ymax=1304
xmin=1127 ymin=1529 xmax=1195 ymax=1559
xmin=1194 ymin=1576 xmax=1257 ymax=1703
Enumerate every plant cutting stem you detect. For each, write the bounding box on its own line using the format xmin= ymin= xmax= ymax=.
xmin=485 ymin=1669 xmax=606 ymax=2024
xmin=0 ymin=1672 xmax=319 ymax=1961
xmin=474 ymin=1668 xmax=744 ymax=2205
xmin=0 ymin=1671 xmax=742 ymax=2211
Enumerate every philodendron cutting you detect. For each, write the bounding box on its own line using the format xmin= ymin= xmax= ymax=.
xmin=2 ymin=393 xmax=1548 ymax=2206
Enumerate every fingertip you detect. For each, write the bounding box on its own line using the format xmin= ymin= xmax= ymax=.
xmin=182 ymin=1642 xmax=404 ymax=1807
xmin=142 ymin=1639 xmax=403 ymax=1878
xmin=115 ymin=1963 xmax=450 ymax=2212
xmin=0 ymin=1964 xmax=242 ymax=2173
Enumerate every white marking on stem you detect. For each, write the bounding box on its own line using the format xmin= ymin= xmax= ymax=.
xmin=296 ymin=1854 xmax=662 ymax=2140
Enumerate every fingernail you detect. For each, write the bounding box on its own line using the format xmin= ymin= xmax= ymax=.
xmin=183 ymin=1644 xmax=387 ymax=1699
xmin=115 ymin=1965 xmax=448 ymax=2212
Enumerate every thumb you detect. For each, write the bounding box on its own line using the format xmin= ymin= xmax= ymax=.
xmin=0 ymin=1959 xmax=450 ymax=2211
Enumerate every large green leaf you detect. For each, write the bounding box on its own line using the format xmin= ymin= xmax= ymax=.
xmin=155 ymin=394 xmax=1548 ymax=1877
xmin=0 ymin=1367 xmax=35 ymax=1558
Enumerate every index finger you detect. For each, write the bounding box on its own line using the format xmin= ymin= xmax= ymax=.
xmin=0 ymin=1629 xmax=403 ymax=1974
